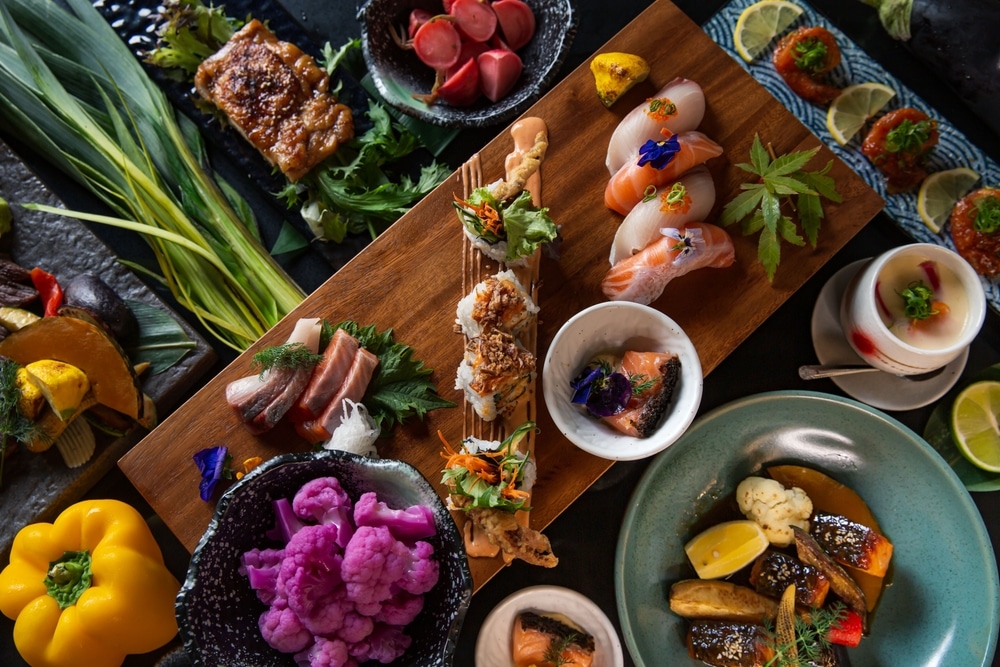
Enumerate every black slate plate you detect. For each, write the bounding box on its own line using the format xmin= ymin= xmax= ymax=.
xmin=0 ymin=140 xmax=217 ymax=560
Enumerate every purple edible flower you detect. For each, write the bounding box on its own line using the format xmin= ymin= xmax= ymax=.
xmin=570 ymin=363 xmax=605 ymax=404
xmin=637 ymin=134 xmax=681 ymax=170
xmin=569 ymin=362 xmax=633 ymax=417
xmin=193 ymin=445 xmax=230 ymax=501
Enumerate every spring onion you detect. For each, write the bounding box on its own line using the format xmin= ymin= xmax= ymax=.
xmin=0 ymin=0 xmax=306 ymax=351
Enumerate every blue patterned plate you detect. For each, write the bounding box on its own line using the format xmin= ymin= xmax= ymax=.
xmin=703 ymin=0 xmax=1000 ymax=311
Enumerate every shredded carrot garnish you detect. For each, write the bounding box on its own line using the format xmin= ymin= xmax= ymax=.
xmin=453 ymin=193 xmax=503 ymax=236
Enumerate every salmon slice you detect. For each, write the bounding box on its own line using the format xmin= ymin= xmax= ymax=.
xmin=288 ymin=328 xmax=360 ymax=421
xmin=810 ymin=513 xmax=894 ymax=577
xmin=603 ymin=350 xmax=681 ymax=437
xmin=296 ymin=347 xmax=379 ymax=443
xmin=512 ymin=612 xmax=595 ymax=667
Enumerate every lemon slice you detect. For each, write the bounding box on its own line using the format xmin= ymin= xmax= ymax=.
xmin=951 ymin=381 xmax=1000 ymax=473
xmin=684 ymin=520 xmax=769 ymax=579
xmin=733 ymin=0 xmax=804 ymax=63
xmin=826 ymin=83 xmax=896 ymax=145
xmin=917 ymin=167 xmax=981 ymax=234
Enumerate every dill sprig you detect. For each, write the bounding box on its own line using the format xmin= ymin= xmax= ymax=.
xmin=629 ymin=372 xmax=656 ymax=395
xmin=543 ymin=632 xmax=579 ymax=667
xmin=0 ymin=357 xmax=43 ymax=488
xmin=764 ymin=602 xmax=848 ymax=667
xmin=251 ymin=343 xmax=323 ymax=378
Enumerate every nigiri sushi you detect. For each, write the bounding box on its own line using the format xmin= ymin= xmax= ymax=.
xmin=605 ymin=130 xmax=723 ymax=215
xmin=602 ymin=222 xmax=735 ymax=305
xmin=608 ymin=165 xmax=716 ymax=265
xmin=606 ymin=77 xmax=706 ymax=174
xmin=512 ymin=611 xmax=596 ymax=667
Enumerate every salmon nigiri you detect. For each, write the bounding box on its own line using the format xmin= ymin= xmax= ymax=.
xmin=602 ymin=222 xmax=735 ymax=305
xmin=608 ymin=165 xmax=716 ymax=265
xmin=603 ymin=350 xmax=681 ymax=438
xmin=605 ymin=130 xmax=723 ymax=216
xmin=512 ymin=611 xmax=595 ymax=667
xmin=606 ymin=77 xmax=706 ymax=174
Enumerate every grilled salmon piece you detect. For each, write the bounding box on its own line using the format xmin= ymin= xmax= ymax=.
xmin=603 ymin=350 xmax=681 ymax=437
xmin=750 ymin=551 xmax=830 ymax=608
xmin=810 ymin=512 xmax=894 ymax=577
xmin=686 ymin=619 xmax=775 ymax=667
xmin=194 ymin=19 xmax=353 ymax=181
xmin=512 ymin=611 xmax=595 ymax=667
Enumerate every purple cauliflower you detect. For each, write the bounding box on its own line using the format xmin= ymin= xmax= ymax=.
xmin=293 ymin=477 xmax=355 ymax=548
xmin=279 ymin=524 xmax=347 ymax=635
xmin=339 ymin=525 xmax=406 ymax=615
xmin=352 ymin=491 xmax=437 ymax=542
xmin=336 ymin=610 xmax=375 ymax=644
xmin=267 ymin=497 xmax=306 ymax=543
xmin=394 ymin=539 xmax=439 ymax=596
xmin=240 ymin=547 xmax=285 ymax=605
xmin=374 ymin=591 xmax=424 ymax=627
xmin=348 ymin=623 xmax=412 ymax=664
xmin=294 ymin=636 xmax=358 ymax=667
xmin=259 ymin=599 xmax=312 ymax=654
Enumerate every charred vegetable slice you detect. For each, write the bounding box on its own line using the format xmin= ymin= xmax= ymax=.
xmin=669 ymin=579 xmax=778 ymax=622
xmin=750 ymin=551 xmax=830 ymax=608
xmin=792 ymin=525 xmax=868 ymax=629
xmin=810 ymin=512 xmax=894 ymax=577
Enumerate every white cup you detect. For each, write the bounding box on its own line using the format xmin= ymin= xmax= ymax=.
xmin=839 ymin=243 xmax=986 ymax=375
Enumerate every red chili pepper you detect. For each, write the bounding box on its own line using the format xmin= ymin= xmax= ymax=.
xmin=827 ymin=608 xmax=863 ymax=647
xmin=29 ymin=267 xmax=63 ymax=317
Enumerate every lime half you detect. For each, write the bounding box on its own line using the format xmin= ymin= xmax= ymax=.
xmin=951 ymin=381 xmax=1000 ymax=473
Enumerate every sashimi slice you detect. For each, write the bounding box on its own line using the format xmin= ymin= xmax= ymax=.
xmin=288 ymin=328 xmax=360 ymax=421
xmin=603 ymin=350 xmax=681 ymax=438
xmin=602 ymin=222 xmax=735 ymax=305
xmin=606 ymin=77 xmax=706 ymax=174
xmin=512 ymin=612 xmax=595 ymax=667
xmin=296 ymin=347 xmax=379 ymax=444
xmin=608 ymin=165 xmax=716 ymax=265
xmin=605 ymin=130 xmax=723 ymax=216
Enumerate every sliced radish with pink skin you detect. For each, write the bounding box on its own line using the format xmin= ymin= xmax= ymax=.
xmin=447 ymin=39 xmax=489 ymax=77
xmin=492 ymin=0 xmax=536 ymax=51
xmin=450 ymin=0 xmax=498 ymax=43
xmin=442 ymin=0 xmax=458 ymax=11
xmin=408 ymin=8 xmax=433 ymax=39
xmin=477 ymin=49 xmax=523 ymax=102
xmin=438 ymin=57 xmax=482 ymax=106
xmin=489 ymin=33 xmax=512 ymax=51
xmin=412 ymin=16 xmax=462 ymax=70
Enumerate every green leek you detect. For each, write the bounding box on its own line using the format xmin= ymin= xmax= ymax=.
xmin=0 ymin=0 xmax=307 ymax=351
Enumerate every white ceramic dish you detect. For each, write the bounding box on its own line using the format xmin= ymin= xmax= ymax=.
xmin=475 ymin=585 xmax=623 ymax=667
xmin=542 ymin=302 xmax=703 ymax=461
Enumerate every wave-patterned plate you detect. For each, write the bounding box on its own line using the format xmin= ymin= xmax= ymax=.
xmin=703 ymin=0 xmax=1000 ymax=311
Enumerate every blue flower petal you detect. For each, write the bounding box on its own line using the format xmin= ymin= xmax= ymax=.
xmin=637 ymin=135 xmax=681 ymax=170
xmin=193 ymin=445 xmax=229 ymax=501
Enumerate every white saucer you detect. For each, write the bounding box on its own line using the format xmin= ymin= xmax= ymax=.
xmin=475 ymin=585 xmax=624 ymax=667
xmin=810 ymin=259 xmax=969 ymax=411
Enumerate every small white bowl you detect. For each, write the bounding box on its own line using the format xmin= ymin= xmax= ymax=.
xmin=475 ymin=585 xmax=624 ymax=667
xmin=542 ymin=302 xmax=702 ymax=460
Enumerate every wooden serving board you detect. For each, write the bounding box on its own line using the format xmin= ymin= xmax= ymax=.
xmin=119 ymin=0 xmax=883 ymax=590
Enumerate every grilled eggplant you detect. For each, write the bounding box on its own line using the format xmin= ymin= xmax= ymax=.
xmin=750 ymin=551 xmax=831 ymax=608
xmin=810 ymin=512 xmax=893 ymax=577
xmin=669 ymin=580 xmax=778 ymax=622
xmin=793 ymin=526 xmax=868 ymax=629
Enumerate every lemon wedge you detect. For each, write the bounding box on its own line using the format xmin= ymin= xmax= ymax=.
xmin=684 ymin=520 xmax=769 ymax=579
xmin=826 ymin=82 xmax=896 ymax=145
xmin=951 ymin=381 xmax=1000 ymax=473
xmin=917 ymin=167 xmax=981 ymax=234
xmin=733 ymin=0 xmax=804 ymax=63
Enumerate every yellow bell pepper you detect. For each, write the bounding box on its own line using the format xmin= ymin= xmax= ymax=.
xmin=0 ymin=499 xmax=180 ymax=667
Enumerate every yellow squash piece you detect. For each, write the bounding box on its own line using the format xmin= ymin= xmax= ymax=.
xmin=590 ymin=52 xmax=650 ymax=107
xmin=0 ymin=499 xmax=180 ymax=667
xmin=24 ymin=360 xmax=90 ymax=422
xmin=14 ymin=367 xmax=45 ymax=420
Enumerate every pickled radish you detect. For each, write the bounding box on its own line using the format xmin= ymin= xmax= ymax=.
xmin=412 ymin=16 xmax=462 ymax=70
xmin=478 ymin=49 xmax=523 ymax=102
xmin=451 ymin=0 xmax=498 ymax=43
xmin=492 ymin=0 xmax=536 ymax=51
xmin=439 ymin=57 xmax=481 ymax=106
xmin=408 ymin=8 xmax=433 ymax=39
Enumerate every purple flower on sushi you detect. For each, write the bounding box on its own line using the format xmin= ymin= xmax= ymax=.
xmin=570 ymin=361 xmax=632 ymax=417
xmin=193 ymin=445 xmax=232 ymax=501
xmin=637 ymin=134 xmax=681 ymax=170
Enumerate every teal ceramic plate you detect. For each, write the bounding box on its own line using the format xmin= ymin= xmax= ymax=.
xmin=615 ymin=391 xmax=999 ymax=667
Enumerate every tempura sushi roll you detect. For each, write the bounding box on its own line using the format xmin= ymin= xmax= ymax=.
xmin=456 ymin=329 xmax=536 ymax=421
xmin=456 ymin=269 xmax=539 ymax=339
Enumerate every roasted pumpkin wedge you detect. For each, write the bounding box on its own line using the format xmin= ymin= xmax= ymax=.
xmin=0 ymin=316 xmax=142 ymax=419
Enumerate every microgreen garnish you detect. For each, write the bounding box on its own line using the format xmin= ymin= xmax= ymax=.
xmin=543 ymin=633 xmax=579 ymax=666
xmin=440 ymin=421 xmax=535 ymax=512
xmin=974 ymin=194 xmax=1000 ymax=234
xmin=721 ymin=134 xmax=842 ymax=281
xmin=793 ymin=37 xmax=828 ymax=74
xmin=637 ymin=134 xmax=681 ymax=169
xmin=763 ymin=602 xmax=848 ymax=667
xmin=898 ymin=280 xmax=938 ymax=320
xmin=251 ymin=343 xmax=323 ymax=378
xmin=884 ymin=119 xmax=934 ymax=155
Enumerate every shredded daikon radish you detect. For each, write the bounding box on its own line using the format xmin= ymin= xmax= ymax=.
xmin=322 ymin=399 xmax=380 ymax=457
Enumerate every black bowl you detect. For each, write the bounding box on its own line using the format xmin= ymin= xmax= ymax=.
xmin=357 ymin=0 xmax=577 ymax=128
xmin=176 ymin=450 xmax=473 ymax=666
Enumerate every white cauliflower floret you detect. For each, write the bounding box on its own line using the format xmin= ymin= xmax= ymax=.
xmin=736 ymin=476 xmax=812 ymax=547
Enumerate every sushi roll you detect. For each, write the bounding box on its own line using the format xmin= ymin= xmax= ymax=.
xmin=455 ymin=269 xmax=539 ymax=339
xmin=512 ymin=611 xmax=596 ymax=667
xmin=456 ymin=329 xmax=536 ymax=422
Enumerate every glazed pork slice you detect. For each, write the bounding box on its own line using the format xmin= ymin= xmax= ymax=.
xmin=288 ymin=328 xmax=361 ymax=421
xmin=296 ymin=346 xmax=379 ymax=443
xmin=194 ymin=19 xmax=354 ymax=181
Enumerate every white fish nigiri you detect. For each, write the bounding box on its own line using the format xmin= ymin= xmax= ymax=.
xmin=606 ymin=77 xmax=706 ymax=175
xmin=609 ymin=165 xmax=716 ymax=265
